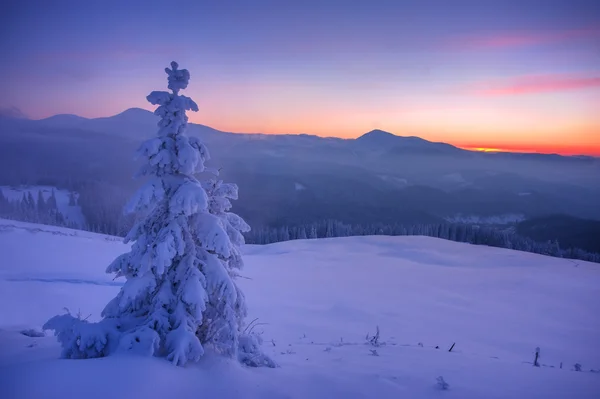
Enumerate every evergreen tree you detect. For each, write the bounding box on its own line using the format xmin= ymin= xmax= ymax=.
xmin=19 ymin=193 xmax=32 ymax=221
xmin=44 ymin=62 xmax=273 ymax=367
xmin=68 ymin=191 xmax=77 ymax=206
xmin=269 ymin=228 xmax=279 ymax=243
xmin=0 ymin=189 xmax=8 ymax=215
xmin=27 ymin=191 xmax=36 ymax=211
xmin=325 ymin=220 xmax=334 ymax=237
xmin=279 ymin=226 xmax=290 ymax=241
xmin=36 ymin=190 xmax=46 ymax=213
xmin=198 ymin=171 xmax=250 ymax=355
xmin=298 ymin=226 xmax=307 ymax=240
xmin=19 ymin=193 xmax=27 ymax=214
xmin=47 ymin=189 xmax=58 ymax=210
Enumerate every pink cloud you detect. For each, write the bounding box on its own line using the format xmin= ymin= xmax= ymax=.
xmin=471 ymin=74 xmax=600 ymax=96
xmin=453 ymin=27 xmax=600 ymax=50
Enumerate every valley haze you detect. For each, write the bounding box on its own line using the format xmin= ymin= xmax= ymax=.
xmin=1 ymin=107 xmax=599 ymax=233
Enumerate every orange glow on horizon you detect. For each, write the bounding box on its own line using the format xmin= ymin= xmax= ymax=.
xmin=188 ymin=112 xmax=600 ymax=156
xmin=34 ymin=95 xmax=600 ymax=157
xmin=464 ymin=147 xmax=507 ymax=153
xmin=457 ymin=143 xmax=600 ymax=156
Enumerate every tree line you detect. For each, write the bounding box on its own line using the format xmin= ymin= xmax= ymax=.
xmin=0 ymin=188 xmax=77 ymax=228
xmin=244 ymin=219 xmax=600 ymax=264
xmin=2 ymin=186 xmax=599 ymax=264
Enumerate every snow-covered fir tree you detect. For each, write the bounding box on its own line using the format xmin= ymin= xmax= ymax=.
xmin=44 ymin=62 xmax=273 ymax=367
xmin=197 ymin=171 xmax=251 ymax=352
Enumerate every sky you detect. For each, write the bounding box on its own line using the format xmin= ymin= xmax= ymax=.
xmin=1 ymin=0 xmax=599 ymax=155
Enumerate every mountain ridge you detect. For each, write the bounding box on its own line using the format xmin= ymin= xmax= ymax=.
xmin=1 ymin=106 xmax=599 ymax=230
xmin=15 ymin=107 xmax=582 ymax=158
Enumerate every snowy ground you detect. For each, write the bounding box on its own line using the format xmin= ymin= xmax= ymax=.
xmin=0 ymin=219 xmax=599 ymax=398
xmin=0 ymin=186 xmax=85 ymax=227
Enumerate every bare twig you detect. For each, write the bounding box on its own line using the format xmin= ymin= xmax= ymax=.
xmin=243 ymin=318 xmax=260 ymax=334
xmin=368 ymin=326 xmax=380 ymax=347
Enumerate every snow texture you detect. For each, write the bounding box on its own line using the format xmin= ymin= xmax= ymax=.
xmin=42 ymin=62 xmax=256 ymax=366
xmin=1 ymin=220 xmax=599 ymax=398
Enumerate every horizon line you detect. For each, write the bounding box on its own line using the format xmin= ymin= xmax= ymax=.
xmin=11 ymin=107 xmax=600 ymax=158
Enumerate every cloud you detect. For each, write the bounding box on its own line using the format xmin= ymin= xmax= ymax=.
xmin=471 ymin=74 xmax=600 ymax=96
xmin=452 ymin=27 xmax=600 ymax=50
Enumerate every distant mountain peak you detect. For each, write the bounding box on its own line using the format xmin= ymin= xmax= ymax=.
xmin=38 ymin=113 xmax=89 ymax=123
xmin=354 ymin=128 xmax=464 ymax=155
xmin=358 ymin=129 xmax=396 ymax=139
xmin=109 ymin=108 xmax=154 ymax=119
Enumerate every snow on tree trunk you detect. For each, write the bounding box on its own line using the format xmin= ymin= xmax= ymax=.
xmin=44 ymin=61 xmax=272 ymax=367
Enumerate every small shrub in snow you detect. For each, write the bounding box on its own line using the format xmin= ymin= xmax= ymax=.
xmin=366 ymin=325 xmax=381 ymax=347
xmin=239 ymin=332 xmax=278 ymax=368
xmin=436 ymin=376 xmax=449 ymax=390
xmin=44 ymin=62 xmax=272 ymax=367
xmin=44 ymin=314 xmax=119 ymax=359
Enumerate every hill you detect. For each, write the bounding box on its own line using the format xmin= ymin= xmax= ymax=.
xmin=0 ymin=219 xmax=599 ymax=398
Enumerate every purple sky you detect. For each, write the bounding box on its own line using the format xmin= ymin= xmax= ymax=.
xmin=1 ymin=0 xmax=599 ymax=154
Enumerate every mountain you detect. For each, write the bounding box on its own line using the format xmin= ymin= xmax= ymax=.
xmin=356 ymin=129 xmax=464 ymax=155
xmin=110 ymin=107 xmax=154 ymax=120
xmin=16 ymin=108 xmax=595 ymax=162
xmin=356 ymin=129 xmax=401 ymax=146
xmin=1 ymin=108 xmax=599 ymax=231
xmin=91 ymin=107 xmax=156 ymax=127
xmin=34 ymin=108 xmax=157 ymax=136
xmin=36 ymin=114 xmax=90 ymax=129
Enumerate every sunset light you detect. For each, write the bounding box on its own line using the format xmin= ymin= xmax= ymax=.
xmin=1 ymin=2 xmax=600 ymax=397
xmin=464 ymin=147 xmax=507 ymax=153
xmin=1 ymin=2 xmax=598 ymax=156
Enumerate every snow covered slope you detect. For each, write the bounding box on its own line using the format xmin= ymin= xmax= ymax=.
xmin=0 ymin=220 xmax=599 ymax=398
